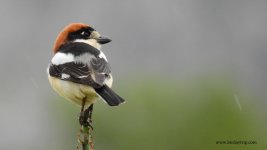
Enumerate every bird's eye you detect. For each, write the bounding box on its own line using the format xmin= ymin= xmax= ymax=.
xmin=81 ymin=31 xmax=90 ymax=36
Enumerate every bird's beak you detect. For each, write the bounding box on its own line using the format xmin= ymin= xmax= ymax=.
xmin=97 ymin=36 xmax=112 ymax=44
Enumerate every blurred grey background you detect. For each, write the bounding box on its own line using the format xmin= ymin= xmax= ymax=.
xmin=0 ymin=0 xmax=266 ymax=149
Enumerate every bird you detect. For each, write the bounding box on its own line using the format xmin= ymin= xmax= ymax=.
xmin=47 ymin=23 xmax=125 ymax=125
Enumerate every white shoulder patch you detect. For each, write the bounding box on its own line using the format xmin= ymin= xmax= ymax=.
xmin=51 ymin=52 xmax=74 ymax=65
xmin=75 ymin=53 xmax=94 ymax=65
xmin=99 ymin=51 xmax=108 ymax=61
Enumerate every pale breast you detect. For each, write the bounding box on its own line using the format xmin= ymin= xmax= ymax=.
xmin=48 ymin=76 xmax=99 ymax=106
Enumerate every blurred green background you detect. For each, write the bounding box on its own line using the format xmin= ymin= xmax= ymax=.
xmin=0 ymin=0 xmax=267 ymax=150
xmin=47 ymin=76 xmax=267 ymax=150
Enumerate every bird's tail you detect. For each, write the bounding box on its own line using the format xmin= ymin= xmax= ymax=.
xmin=95 ymin=85 xmax=125 ymax=106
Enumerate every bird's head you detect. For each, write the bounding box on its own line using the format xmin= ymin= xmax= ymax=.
xmin=53 ymin=23 xmax=111 ymax=54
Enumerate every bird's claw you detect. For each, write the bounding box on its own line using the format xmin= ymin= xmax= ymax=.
xmin=79 ymin=104 xmax=94 ymax=130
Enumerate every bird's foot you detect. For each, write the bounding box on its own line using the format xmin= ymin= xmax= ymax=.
xmin=79 ymin=104 xmax=94 ymax=130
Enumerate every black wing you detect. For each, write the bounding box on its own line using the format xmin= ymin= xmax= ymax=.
xmin=49 ymin=56 xmax=111 ymax=86
xmin=49 ymin=42 xmax=111 ymax=87
xmin=49 ymin=42 xmax=125 ymax=106
xmin=49 ymin=60 xmax=125 ymax=106
xmin=91 ymin=57 xmax=111 ymax=85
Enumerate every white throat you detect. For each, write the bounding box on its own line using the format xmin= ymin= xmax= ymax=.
xmin=74 ymin=39 xmax=102 ymax=50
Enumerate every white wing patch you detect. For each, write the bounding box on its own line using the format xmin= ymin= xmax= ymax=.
xmin=78 ymin=75 xmax=89 ymax=78
xmin=61 ymin=73 xmax=70 ymax=79
xmin=52 ymin=52 xmax=74 ymax=65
